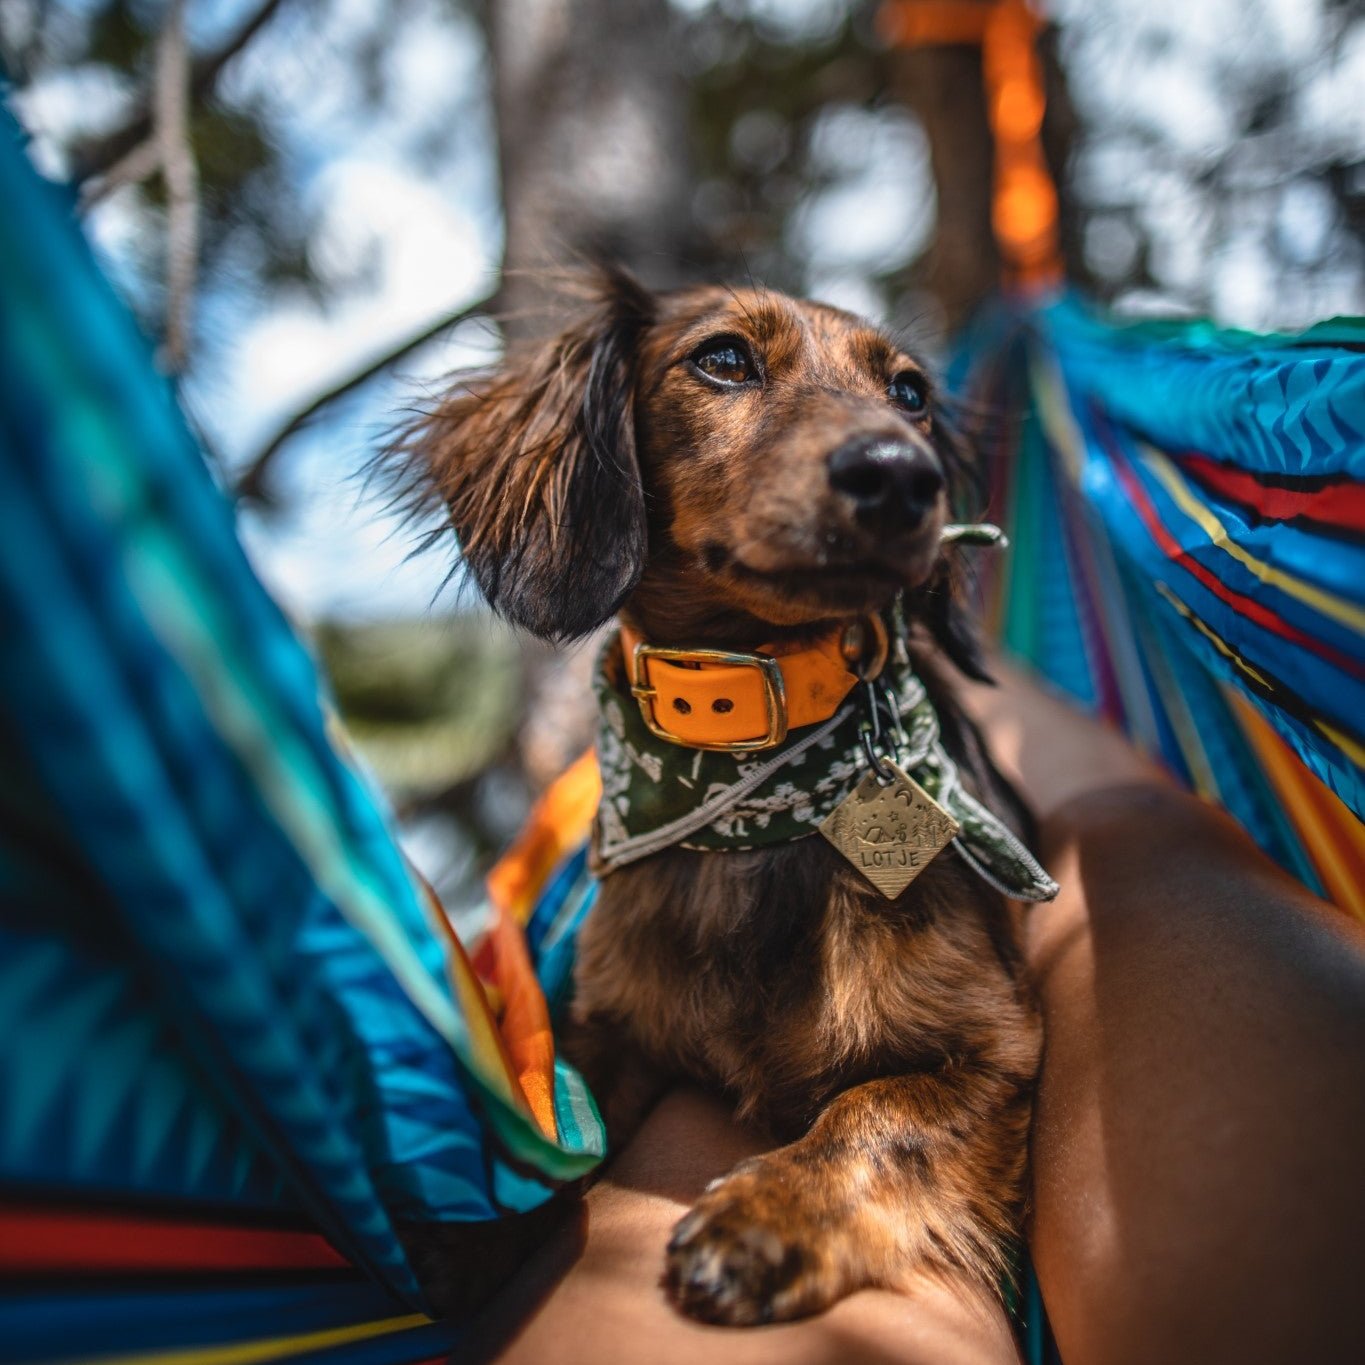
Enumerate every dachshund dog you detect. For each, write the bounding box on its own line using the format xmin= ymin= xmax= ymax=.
xmin=397 ymin=269 xmax=1042 ymax=1327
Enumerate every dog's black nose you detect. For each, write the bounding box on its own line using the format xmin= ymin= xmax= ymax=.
xmin=827 ymin=437 xmax=945 ymax=532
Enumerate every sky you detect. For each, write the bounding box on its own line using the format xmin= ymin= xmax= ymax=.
xmin=17 ymin=0 xmax=506 ymax=623
xmin=11 ymin=0 xmax=1364 ymax=628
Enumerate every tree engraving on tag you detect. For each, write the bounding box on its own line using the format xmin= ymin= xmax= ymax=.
xmin=819 ymin=761 xmax=960 ymax=899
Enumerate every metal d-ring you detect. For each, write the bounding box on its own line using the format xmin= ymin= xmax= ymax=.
xmin=841 ymin=614 xmax=890 ymax=684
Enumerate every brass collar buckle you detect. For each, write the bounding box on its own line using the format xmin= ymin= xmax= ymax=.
xmin=629 ymin=644 xmax=788 ymax=752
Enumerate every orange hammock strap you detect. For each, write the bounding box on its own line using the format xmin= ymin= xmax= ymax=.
xmin=878 ymin=0 xmax=1062 ymax=288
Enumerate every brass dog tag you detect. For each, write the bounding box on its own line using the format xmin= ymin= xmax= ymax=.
xmin=820 ymin=761 xmax=960 ymax=899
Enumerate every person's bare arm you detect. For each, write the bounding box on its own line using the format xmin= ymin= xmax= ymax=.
xmin=464 ymin=1086 xmax=1021 ymax=1364
xmin=968 ymin=664 xmax=1365 ymax=1365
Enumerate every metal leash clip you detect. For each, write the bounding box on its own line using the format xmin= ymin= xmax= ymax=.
xmin=858 ymin=678 xmax=903 ymax=785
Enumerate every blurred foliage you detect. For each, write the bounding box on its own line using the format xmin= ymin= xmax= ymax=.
xmin=683 ymin=6 xmax=888 ymax=287
xmin=4 ymin=0 xmax=1362 ymax=886
xmin=84 ymin=0 xmax=152 ymax=73
xmin=6 ymin=0 xmax=1362 ymax=357
xmin=316 ymin=614 xmax=522 ymax=806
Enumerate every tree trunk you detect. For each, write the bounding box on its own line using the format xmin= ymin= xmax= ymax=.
xmin=489 ymin=0 xmax=695 ymax=329
xmin=487 ymin=0 xmax=697 ymax=789
xmin=889 ymin=23 xmax=1086 ymax=331
xmin=891 ymin=43 xmax=1000 ymax=333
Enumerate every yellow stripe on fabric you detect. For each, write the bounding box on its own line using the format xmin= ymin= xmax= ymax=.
xmin=1027 ymin=344 xmax=1087 ymax=486
xmin=1154 ymin=583 xmax=1275 ymax=691
xmin=1140 ymin=445 xmax=1365 ymax=636
xmin=1157 ymin=581 xmax=1365 ymax=784
xmin=1133 ymin=608 xmax=1221 ymax=801
xmin=1316 ymin=718 xmax=1365 ymax=771
xmin=1229 ymin=691 xmax=1365 ymax=921
xmin=48 ymin=1313 xmax=432 ymax=1365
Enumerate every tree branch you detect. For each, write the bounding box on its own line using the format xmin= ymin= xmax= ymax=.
xmin=232 ymin=295 xmax=496 ymax=504
xmin=80 ymin=134 xmax=162 ymax=210
xmin=157 ymin=0 xmax=199 ymax=373
xmin=71 ymin=0 xmax=289 ymax=185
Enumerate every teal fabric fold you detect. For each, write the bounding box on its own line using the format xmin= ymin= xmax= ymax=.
xmin=0 ymin=106 xmax=602 ymax=1320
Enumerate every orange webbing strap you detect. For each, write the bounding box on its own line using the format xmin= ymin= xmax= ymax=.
xmin=878 ymin=0 xmax=992 ymax=43
xmin=878 ymin=0 xmax=1063 ymax=289
xmin=485 ymin=749 xmax=603 ymax=927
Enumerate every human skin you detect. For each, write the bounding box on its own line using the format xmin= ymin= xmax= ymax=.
xmin=462 ymin=664 xmax=1365 ymax=1365
xmin=460 ymin=1086 xmax=1022 ymax=1365
xmin=972 ymin=666 xmax=1365 ymax=1365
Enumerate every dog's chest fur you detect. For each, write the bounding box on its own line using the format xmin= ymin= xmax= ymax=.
xmin=398 ymin=273 xmax=1053 ymax=1319
xmin=573 ymin=817 xmax=1036 ymax=1139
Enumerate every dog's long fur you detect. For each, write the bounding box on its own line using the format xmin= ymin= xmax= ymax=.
xmin=396 ymin=270 xmax=1041 ymax=1326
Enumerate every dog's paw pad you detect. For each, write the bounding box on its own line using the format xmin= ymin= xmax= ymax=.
xmin=662 ymin=1178 xmax=833 ymax=1326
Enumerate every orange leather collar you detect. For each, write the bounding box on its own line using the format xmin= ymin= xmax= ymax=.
xmin=618 ymin=617 xmax=886 ymax=752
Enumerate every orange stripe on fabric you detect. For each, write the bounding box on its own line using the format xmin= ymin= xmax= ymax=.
xmin=415 ymin=874 xmax=536 ymax=1124
xmin=486 ymin=749 xmax=602 ymax=927
xmin=0 ymin=1207 xmax=349 ymax=1273
xmin=1228 ymin=692 xmax=1365 ymax=921
xmin=483 ymin=905 xmax=559 ymax=1140
xmin=467 ymin=749 xmax=604 ymax=1142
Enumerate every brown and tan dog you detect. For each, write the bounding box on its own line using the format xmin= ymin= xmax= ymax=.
xmin=397 ymin=269 xmax=1042 ymax=1327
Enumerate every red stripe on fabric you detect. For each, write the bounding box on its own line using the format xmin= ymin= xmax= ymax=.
xmin=1177 ymin=454 xmax=1365 ymax=534
xmin=0 ymin=1207 xmax=351 ymax=1272
xmin=1105 ymin=445 xmax=1365 ymax=684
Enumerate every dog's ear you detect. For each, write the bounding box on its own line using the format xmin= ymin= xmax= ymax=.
xmin=399 ymin=268 xmax=653 ymax=642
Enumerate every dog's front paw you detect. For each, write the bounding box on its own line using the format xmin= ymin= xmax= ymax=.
xmin=663 ymin=1158 xmax=843 ymax=1326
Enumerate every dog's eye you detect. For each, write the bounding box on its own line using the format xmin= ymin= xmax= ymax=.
xmin=692 ymin=340 xmax=756 ymax=386
xmin=888 ymin=372 xmax=929 ymax=414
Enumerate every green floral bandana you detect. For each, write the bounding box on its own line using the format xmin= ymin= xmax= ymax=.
xmin=591 ymin=632 xmax=1059 ymax=903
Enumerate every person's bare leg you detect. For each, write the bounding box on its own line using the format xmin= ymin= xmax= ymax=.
xmin=462 ymin=1087 xmax=1021 ymax=1365
xmin=969 ymin=665 xmax=1365 ymax=1365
